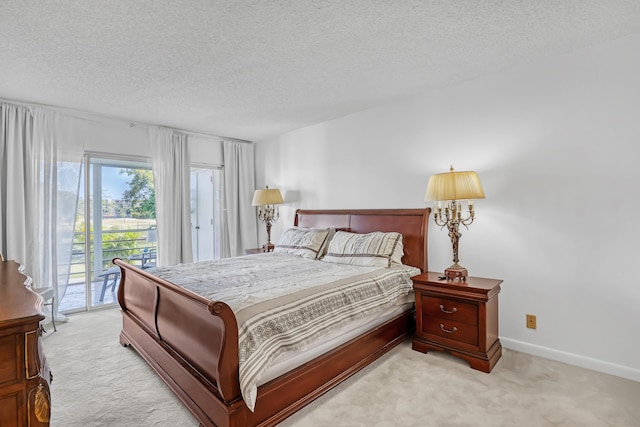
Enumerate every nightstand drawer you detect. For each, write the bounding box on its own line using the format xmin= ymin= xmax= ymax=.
xmin=421 ymin=317 xmax=479 ymax=346
xmin=421 ymin=296 xmax=478 ymax=325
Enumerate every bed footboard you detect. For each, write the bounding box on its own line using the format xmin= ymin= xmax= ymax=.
xmin=114 ymin=258 xmax=245 ymax=424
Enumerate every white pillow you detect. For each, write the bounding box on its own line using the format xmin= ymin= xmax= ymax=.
xmin=274 ymin=227 xmax=331 ymax=259
xmin=317 ymin=227 xmax=336 ymax=258
xmin=322 ymin=231 xmax=402 ymax=267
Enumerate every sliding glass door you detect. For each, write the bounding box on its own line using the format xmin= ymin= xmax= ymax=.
xmin=59 ymin=157 xmax=222 ymax=313
xmin=61 ymin=156 xmax=156 ymax=312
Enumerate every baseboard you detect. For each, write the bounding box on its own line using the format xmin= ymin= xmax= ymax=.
xmin=501 ymin=337 xmax=640 ymax=383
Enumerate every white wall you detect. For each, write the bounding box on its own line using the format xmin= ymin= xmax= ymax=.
xmin=79 ymin=120 xmax=224 ymax=165
xmin=255 ymin=34 xmax=640 ymax=381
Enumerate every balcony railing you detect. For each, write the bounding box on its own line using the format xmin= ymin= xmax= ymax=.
xmin=68 ymin=227 xmax=157 ymax=284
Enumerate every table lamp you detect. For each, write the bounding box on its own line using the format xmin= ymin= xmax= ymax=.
xmin=252 ymin=186 xmax=284 ymax=252
xmin=425 ymin=166 xmax=485 ymax=281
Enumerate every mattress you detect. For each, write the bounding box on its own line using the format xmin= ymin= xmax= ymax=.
xmin=258 ymin=301 xmax=414 ymax=385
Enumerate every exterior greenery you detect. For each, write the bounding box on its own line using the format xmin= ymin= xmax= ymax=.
xmin=71 ymin=166 xmax=157 ymax=278
xmin=122 ymin=169 xmax=155 ymax=219
xmin=73 ymin=223 xmax=148 ymax=271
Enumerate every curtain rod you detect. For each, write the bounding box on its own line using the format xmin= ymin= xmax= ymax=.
xmin=0 ymin=97 xmax=252 ymax=144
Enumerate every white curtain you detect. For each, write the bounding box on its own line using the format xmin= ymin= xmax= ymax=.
xmin=0 ymin=103 xmax=84 ymax=319
xmin=149 ymin=127 xmax=193 ymax=266
xmin=0 ymin=103 xmax=33 ymax=263
xmin=221 ymin=140 xmax=257 ymax=257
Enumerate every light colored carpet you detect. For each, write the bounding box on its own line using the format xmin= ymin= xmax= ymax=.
xmin=43 ymin=309 xmax=640 ymax=427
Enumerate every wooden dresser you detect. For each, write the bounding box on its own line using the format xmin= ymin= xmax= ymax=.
xmin=0 ymin=259 xmax=51 ymax=427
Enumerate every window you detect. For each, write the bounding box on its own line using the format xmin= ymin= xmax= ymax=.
xmin=190 ymin=167 xmax=222 ymax=262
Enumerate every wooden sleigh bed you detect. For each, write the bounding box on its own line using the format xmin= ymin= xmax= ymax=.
xmin=114 ymin=208 xmax=430 ymax=427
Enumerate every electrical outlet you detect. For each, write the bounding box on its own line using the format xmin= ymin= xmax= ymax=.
xmin=526 ymin=314 xmax=537 ymax=329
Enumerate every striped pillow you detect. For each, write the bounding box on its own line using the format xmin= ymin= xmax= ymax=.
xmin=391 ymin=238 xmax=404 ymax=265
xmin=322 ymin=231 xmax=402 ymax=267
xmin=274 ymin=227 xmax=331 ymax=259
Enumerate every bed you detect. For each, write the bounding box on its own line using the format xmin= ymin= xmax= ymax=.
xmin=114 ymin=208 xmax=429 ymax=427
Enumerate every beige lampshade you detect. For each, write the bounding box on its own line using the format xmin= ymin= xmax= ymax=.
xmin=252 ymin=186 xmax=284 ymax=206
xmin=425 ymin=166 xmax=485 ymax=201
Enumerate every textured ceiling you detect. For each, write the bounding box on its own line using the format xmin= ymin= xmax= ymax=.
xmin=1 ymin=1 xmax=639 ymax=141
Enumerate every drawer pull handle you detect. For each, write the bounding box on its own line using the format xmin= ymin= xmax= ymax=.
xmin=439 ymin=304 xmax=457 ymax=314
xmin=440 ymin=324 xmax=458 ymax=334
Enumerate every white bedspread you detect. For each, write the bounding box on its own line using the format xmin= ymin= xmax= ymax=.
xmin=148 ymin=252 xmax=419 ymax=411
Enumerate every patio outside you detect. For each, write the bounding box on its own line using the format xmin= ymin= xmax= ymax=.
xmin=59 ymin=217 xmax=156 ymax=312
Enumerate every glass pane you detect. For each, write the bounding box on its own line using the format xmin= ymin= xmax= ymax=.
xmin=91 ymin=163 xmax=157 ymax=308
xmin=59 ymin=157 xmax=156 ymax=312
xmin=57 ymin=161 xmax=88 ymax=313
xmin=190 ymin=167 xmax=222 ymax=262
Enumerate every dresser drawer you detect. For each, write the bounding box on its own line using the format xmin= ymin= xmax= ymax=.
xmin=0 ymin=334 xmax=20 ymax=388
xmin=421 ymin=316 xmax=479 ymax=346
xmin=421 ymin=295 xmax=478 ymax=325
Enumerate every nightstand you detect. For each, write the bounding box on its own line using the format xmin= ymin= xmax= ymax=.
xmin=412 ymin=272 xmax=503 ymax=373
xmin=245 ymin=247 xmax=268 ymax=254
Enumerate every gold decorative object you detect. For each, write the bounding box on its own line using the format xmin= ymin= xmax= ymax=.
xmin=252 ymin=186 xmax=284 ymax=252
xmin=425 ymin=166 xmax=485 ymax=281
xmin=34 ymin=384 xmax=51 ymax=422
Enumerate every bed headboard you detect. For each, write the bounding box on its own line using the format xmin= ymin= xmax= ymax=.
xmin=294 ymin=208 xmax=430 ymax=272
